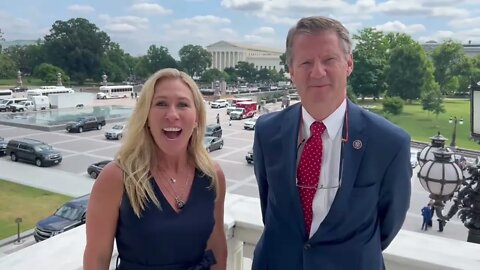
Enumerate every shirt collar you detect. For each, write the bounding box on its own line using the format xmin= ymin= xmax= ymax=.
xmin=301 ymin=99 xmax=346 ymax=140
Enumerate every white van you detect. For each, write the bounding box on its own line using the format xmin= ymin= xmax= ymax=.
xmin=31 ymin=96 xmax=50 ymax=111
xmin=0 ymin=98 xmax=28 ymax=112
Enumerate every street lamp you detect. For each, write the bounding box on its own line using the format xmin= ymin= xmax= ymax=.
xmin=418 ymin=146 xmax=480 ymax=244
xmin=417 ymin=132 xmax=450 ymax=167
xmin=449 ymin=116 xmax=464 ymax=150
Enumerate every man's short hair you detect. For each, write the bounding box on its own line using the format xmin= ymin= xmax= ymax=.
xmin=286 ymin=16 xmax=352 ymax=67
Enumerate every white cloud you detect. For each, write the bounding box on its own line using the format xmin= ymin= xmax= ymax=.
xmin=221 ymin=0 xmax=267 ymax=11
xmin=253 ymin=26 xmax=275 ymax=35
xmin=449 ymin=17 xmax=480 ymax=29
xmin=67 ymin=4 xmax=95 ymax=13
xmin=175 ymin=15 xmax=231 ymax=26
xmin=130 ymin=3 xmax=173 ymax=15
xmin=0 ymin=11 xmax=44 ymax=40
xmin=99 ymin=15 xmax=149 ymax=33
xmin=374 ymin=21 xmax=426 ymax=35
xmin=376 ymin=1 xmax=428 ymax=15
xmin=431 ymin=7 xmax=469 ymax=17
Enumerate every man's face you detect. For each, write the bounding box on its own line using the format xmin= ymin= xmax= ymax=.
xmin=289 ymin=31 xmax=353 ymax=112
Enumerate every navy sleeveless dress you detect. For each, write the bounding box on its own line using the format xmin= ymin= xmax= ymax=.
xmin=115 ymin=169 xmax=217 ymax=270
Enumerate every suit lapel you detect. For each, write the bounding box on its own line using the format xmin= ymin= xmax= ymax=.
xmin=311 ymin=100 xmax=368 ymax=242
xmin=280 ymin=103 xmax=305 ymax=235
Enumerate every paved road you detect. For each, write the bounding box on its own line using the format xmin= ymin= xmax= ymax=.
xmin=0 ymin=98 xmax=471 ymax=251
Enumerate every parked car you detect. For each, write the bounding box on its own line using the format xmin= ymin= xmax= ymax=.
xmin=66 ymin=116 xmax=106 ymax=133
xmin=205 ymin=124 xmax=222 ymax=138
xmin=105 ymin=124 xmax=127 ymax=140
xmin=246 ymin=148 xmax=254 ymax=164
xmin=0 ymin=136 xmax=7 ymax=155
xmin=6 ymin=138 xmax=62 ymax=167
xmin=204 ymin=136 xmax=224 ymax=152
xmin=34 ymin=194 xmax=90 ymax=242
xmin=244 ymin=116 xmax=259 ymax=130
xmin=10 ymin=100 xmax=34 ymax=112
xmin=87 ymin=160 xmax=111 ymax=179
xmin=210 ymin=99 xmax=229 ymax=108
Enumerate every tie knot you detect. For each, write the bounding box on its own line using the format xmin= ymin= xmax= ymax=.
xmin=310 ymin=121 xmax=326 ymax=138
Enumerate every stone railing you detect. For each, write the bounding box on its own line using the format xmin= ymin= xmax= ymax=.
xmin=1 ymin=193 xmax=480 ymax=270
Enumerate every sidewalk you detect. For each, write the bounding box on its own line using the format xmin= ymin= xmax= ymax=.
xmin=0 ymin=159 xmax=94 ymax=197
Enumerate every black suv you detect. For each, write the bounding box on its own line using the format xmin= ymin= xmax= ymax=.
xmin=66 ymin=116 xmax=106 ymax=133
xmin=205 ymin=124 xmax=222 ymax=138
xmin=34 ymin=194 xmax=90 ymax=242
xmin=6 ymin=138 xmax=62 ymax=167
xmin=0 ymin=136 xmax=7 ymax=156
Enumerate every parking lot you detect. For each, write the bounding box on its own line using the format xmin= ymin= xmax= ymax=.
xmin=0 ymin=100 xmax=260 ymax=198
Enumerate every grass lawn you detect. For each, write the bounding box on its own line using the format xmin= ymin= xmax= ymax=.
xmin=0 ymin=179 xmax=72 ymax=239
xmin=358 ymin=99 xmax=480 ymax=150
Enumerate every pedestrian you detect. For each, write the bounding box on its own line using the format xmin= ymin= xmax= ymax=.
xmin=252 ymin=16 xmax=411 ymax=270
xmin=83 ymin=68 xmax=227 ymax=270
xmin=437 ymin=218 xmax=447 ymax=232
xmin=131 ymin=92 xmax=134 ymax=99
xmin=229 ymin=119 xmax=232 ymax=126
xmin=421 ymin=204 xmax=432 ymax=231
xmin=134 ymin=92 xmax=138 ymax=101
xmin=216 ymin=113 xmax=220 ymax=125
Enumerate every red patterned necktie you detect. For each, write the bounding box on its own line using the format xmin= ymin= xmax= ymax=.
xmin=297 ymin=121 xmax=326 ymax=237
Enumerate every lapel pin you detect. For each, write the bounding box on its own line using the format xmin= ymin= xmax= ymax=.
xmin=352 ymin=140 xmax=362 ymax=150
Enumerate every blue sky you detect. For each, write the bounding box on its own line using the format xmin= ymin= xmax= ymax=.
xmin=1 ymin=0 xmax=480 ymax=58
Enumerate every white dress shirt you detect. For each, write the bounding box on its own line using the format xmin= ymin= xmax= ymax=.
xmin=297 ymin=99 xmax=346 ymax=238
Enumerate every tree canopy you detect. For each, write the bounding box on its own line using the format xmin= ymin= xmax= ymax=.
xmin=43 ymin=18 xmax=110 ymax=84
xmin=179 ymin=45 xmax=211 ymax=77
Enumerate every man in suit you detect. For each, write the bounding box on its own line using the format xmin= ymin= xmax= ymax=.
xmin=252 ymin=16 xmax=411 ymax=270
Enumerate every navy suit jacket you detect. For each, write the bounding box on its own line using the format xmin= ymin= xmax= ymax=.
xmin=252 ymin=100 xmax=411 ymax=270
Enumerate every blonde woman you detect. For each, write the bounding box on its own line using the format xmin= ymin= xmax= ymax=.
xmin=83 ymin=68 xmax=227 ymax=270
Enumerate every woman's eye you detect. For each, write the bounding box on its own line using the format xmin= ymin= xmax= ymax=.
xmin=156 ymin=101 xmax=167 ymax=106
xmin=178 ymin=102 xmax=189 ymax=108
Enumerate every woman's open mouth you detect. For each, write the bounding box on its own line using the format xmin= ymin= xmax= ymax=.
xmin=163 ymin=127 xmax=182 ymax=139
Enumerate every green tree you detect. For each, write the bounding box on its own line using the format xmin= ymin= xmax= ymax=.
xmin=178 ymin=44 xmax=211 ymax=77
xmin=421 ymin=87 xmax=445 ymax=118
xmin=34 ymin=63 xmax=69 ymax=84
xmin=201 ymin=68 xmax=226 ymax=83
xmin=223 ymin=67 xmax=238 ymax=83
xmin=382 ymin=96 xmax=404 ymax=115
xmin=145 ymin=45 xmax=177 ymax=74
xmin=430 ymin=40 xmax=465 ymax=95
xmin=0 ymin=54 xmax=17 ymax=78
xmin=235 ymin=61 xmax=257 ymax=83
xmin=385 ymin=41 xmax=433 ymax=102
xmin=350 ymin=28 xmax=390 ymax=99
xmin=43 ymin=18 xmax=110 ymax=84
xmin=100 ymin=42 xmax=129 ymax=82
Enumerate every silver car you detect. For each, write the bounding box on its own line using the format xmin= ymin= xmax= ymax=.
xmin=105 ymin=124 xmax=127 ymax=140
xmin=204 ymin=136 xmax=224 ymax=152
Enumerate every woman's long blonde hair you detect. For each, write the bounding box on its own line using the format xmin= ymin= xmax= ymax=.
xmin=115 ymin=68 xmax=218 ymax=218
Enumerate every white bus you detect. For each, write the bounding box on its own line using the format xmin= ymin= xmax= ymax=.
xmin=0 ymin=89 xmax=13 ymax=100
xmin=26 ymin=86 xmax=74 ymax=99
xmin=97 ymin=85 xmax=133 ymax=99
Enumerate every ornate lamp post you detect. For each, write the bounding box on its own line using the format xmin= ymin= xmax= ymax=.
xmin=417 ymin=132 xmax=450 ymax=167
xmin=449 ymin=116 xmax=464 ymax=150
xmin=418 ymin=147 xmax=480 ymax=244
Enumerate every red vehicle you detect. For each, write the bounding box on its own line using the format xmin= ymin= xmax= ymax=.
xmin=231 ymin=98 xmax=252 ymax=106
xmin=230 ymin=101 xmax=257 ymax=120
